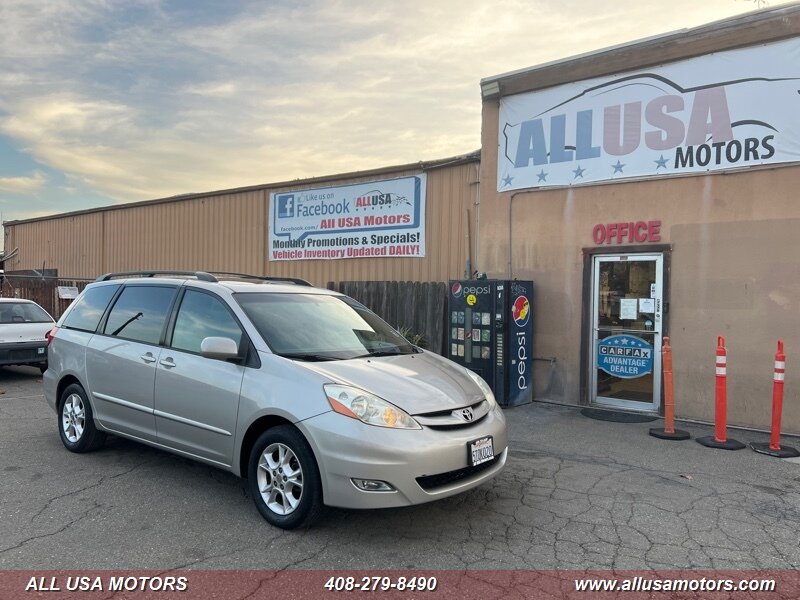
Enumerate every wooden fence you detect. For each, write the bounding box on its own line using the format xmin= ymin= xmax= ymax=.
xmin=1 ymin=274 xmax=449 ymax=353
xmin=0 ymin=276 xmax=93 ymax=319
xmin=328 ymin=281 xmax=447 ymax=355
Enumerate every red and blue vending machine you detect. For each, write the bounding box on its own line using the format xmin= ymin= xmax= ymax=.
xmin=447 ymin=280 xmax=534 ymax=407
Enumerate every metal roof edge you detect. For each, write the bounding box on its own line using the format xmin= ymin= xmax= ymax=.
xmin=3 ymin=150 xmax=481 ymax=227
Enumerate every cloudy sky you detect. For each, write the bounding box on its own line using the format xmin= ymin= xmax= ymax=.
xmin=0 ymin=0 xmax=783 ymax=230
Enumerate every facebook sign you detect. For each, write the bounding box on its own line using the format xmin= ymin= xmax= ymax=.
xmin=277 ymin=194 xmax=295 ymax=218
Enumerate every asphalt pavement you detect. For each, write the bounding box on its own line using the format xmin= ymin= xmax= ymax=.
xmin=1 ymin=366 xmax=798 ymax=570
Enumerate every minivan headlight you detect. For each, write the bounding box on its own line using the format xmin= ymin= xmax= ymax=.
xmin=324 ymin=384 xmax=421 ymax=429
xmin=465 ymin=369 xmax=497 ymax=408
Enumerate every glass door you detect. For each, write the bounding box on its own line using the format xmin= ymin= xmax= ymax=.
xmin=591 ymin=254 xmax=663 ymax=412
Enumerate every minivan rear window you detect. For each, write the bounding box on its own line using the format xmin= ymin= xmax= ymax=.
xmin=103 ymin=286 xmax=176 ymax=345
xmin=61 ymin=285 xmax=120 ymax=332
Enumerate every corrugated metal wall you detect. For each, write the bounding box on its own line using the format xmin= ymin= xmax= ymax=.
xmin=4 ymin=212 xmax=105 ymax=278
xmin=3 ymin=160 xmax=479 ymax=286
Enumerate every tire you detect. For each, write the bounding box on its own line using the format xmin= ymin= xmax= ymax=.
xmin=39 ymin=363 xmax=48 ymax=375
xmin=58 ymin=383 xmax=106 ymax=453
xmin=247 ymin=425 xmax=323 ymax=529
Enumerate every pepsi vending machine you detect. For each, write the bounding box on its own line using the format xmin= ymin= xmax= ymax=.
xmin=447 ymin=280 xmax=533 ymax=407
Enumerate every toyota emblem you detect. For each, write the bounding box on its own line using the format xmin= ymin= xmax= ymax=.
xmin=460 ymin=407 xmax=474 ymax=422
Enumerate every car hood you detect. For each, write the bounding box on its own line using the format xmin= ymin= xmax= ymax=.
xmin=298 ymin=351 xmax=483 ymax=415
xmin=0 ymin=322 xmax=52 ymax=343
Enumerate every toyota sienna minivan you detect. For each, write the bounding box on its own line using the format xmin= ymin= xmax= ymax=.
xmin=44 ymin=271 xmax=507 ymax=528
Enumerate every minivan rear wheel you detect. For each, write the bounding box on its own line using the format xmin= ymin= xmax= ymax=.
xmin=247 ymin=425 xmax=322 ymax=529
xmin=58 ymin=383 xmax=106 ymax=453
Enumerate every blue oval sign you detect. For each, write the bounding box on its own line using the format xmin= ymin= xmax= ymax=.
xmin=597 ymin=334 xmax=653 ymax=379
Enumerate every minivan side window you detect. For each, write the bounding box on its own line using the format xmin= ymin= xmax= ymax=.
xmin=61 ymin=285 xmax=120 ymax=332
xmin=171 ymin=290 xmax=243 ymax=354
xmin=103 ymin=286 xmax=177 ymax=345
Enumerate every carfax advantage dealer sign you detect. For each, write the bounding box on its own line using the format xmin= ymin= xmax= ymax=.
xmin=498 ymin=37 xmax=800 ymax=190
xmin=268 ymin=175 xmax=426 ymax=261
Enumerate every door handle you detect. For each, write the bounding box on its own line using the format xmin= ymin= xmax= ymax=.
xmin=159 ymin=357 xmax=176 ymax=368
xmin=139 ymin=353 xmax=156 ymax=363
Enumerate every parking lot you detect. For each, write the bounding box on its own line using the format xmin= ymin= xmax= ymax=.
xmin=1 ymin=365 xmax=799 ymax=571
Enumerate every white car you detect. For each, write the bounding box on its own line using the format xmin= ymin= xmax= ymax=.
xmin=0 ymin=298 xmax=55 ymax=372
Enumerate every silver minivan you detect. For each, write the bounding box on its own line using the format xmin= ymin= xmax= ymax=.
xmin=44 ymin=272 xmax=507 ymax=528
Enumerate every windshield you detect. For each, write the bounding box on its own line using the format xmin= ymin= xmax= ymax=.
xmin=235 ymin=293 xmax=417 ymax=360
xmin=0 ymin=302 xmax=53 ymax=324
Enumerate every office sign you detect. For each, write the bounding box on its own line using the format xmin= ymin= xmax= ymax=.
xmin=498 ymin=37 xmax=800 ymax=191
xmin=269 ymin=175 xmax=425 ymax=261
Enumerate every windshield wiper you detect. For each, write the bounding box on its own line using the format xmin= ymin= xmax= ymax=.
xmin=351 ymin=348 xmax=417 ymax=359
xmin=279 ymin=352 xmax=340 ymax=362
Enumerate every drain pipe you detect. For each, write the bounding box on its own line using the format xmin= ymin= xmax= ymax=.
xmin=507 ymin=190 xmax=533 ymax=278
xmin=468 ymin=163 xmax=480 ymax=277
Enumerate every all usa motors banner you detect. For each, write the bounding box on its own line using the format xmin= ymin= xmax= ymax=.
xmin=498 ymin=37 xmax=800 ymax=191
xmin=269 ymin=175 xmax=426 ymax=261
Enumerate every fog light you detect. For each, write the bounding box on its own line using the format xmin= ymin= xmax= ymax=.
xmin=351 ymin=478 xmax=395 ymax=492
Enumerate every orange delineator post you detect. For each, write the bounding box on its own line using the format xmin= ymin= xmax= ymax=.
xmin=751 ymin=340 xmax=799 ymax=458
xmin=714 ymin=336 xmax=728 ymax=443
xmin=663 ymin=338 xmax=676 ymax=434
xmin=769 ymin=341 xmax=785 ymax=451
xmin=649 ymin=336 xmax=689 ymax=441
xmin=697 ymin=336 xmax=744 ymax=450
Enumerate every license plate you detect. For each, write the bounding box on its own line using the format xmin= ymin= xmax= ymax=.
xmin=468 ymin=436 xmax=494 ymax=467
xmin=37 ymin=347 xmax=45 ymax=355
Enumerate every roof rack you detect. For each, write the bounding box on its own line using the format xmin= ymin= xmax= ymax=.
xmin=95 ymin=271 xmax=217 ymax=282
xmin=209 ymin=272 xmax=313 ymax=286
xmin=94 ymin=270 xmax=314 ymax=286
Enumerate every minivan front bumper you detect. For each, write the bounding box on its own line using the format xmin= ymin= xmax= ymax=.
xmin=298 ymin=404 xmax=508 ymax=509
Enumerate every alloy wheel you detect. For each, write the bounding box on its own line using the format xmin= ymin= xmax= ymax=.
xmin=62 ymin=393 xmax=85 ymax=443
xmin=257 ymin=443 xmax=304 ymax=515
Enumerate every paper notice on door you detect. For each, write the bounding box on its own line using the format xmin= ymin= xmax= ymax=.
xmin=639 ymin=298 xmax=655 ymax=313
xmin=620 ymin=298 xmax=638 ymax=320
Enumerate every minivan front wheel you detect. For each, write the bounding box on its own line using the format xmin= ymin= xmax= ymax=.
xmin=247 ymin=426 xmax=322 ymax=529
xmin=58 ymin=383 xmax=106 ymax=453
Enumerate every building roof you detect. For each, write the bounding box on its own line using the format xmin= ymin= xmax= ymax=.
xmin=480 ymin=3 xmax=800 ymax=99
xmin=4 ymin=150 xmax=480 ymax=227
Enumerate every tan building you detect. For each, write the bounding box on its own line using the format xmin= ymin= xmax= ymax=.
xmin=477 ymin=6 xmax=800 ymax=433
xmin=3 ymin=152 xmax=480 ymax=287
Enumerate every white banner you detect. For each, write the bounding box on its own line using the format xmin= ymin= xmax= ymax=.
xmin=498 ymin=37 xmax=800 ymax=191
xmin=269 ymin=175 xmax=426 ymax=261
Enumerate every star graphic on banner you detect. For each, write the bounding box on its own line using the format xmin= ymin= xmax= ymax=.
xmin=612 ymin=160 xmax=625 ymax=174
xmin=654 ymin=155 xmax=669 ymax=169
xmin=621 ymin=338 xmax=629 ymax=345
xmin=536 ymin=169 xmax=548 ymax=183
xmin=501 ymin=174 xmax=514 ymax=187
xmin=613 ymin=339 xmax=620 ymax=345
xmin=572 ymin=165 xmax=585 ymax=179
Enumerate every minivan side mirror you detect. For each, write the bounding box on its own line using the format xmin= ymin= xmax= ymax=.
xmin=200 ymin=336 xmax=240 ymax=361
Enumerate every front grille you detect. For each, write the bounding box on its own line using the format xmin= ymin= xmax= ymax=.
xmin=415 ymin=455 xmax=501 ymax=491
xmin=417 ymin=399 xmax=484 ymax=418
xmin=424 ymin=414 xmax=488 ymax=430
xmin=414 ymin=399 xmax=490 ymax=430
